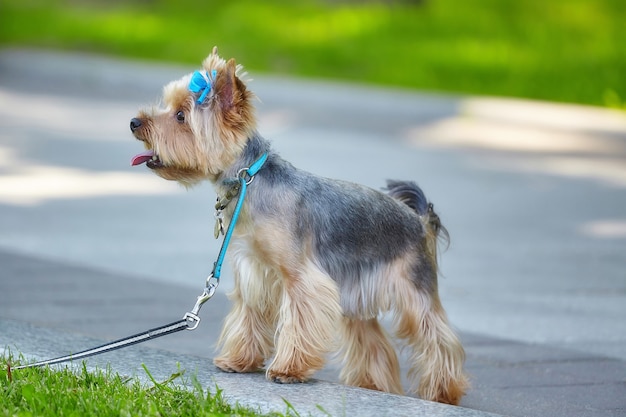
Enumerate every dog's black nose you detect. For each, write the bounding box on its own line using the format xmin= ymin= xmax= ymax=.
xmin=130 ymin=118 xmax=142 ymax=132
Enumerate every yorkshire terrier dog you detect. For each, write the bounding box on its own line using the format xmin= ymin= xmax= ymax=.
xmin=130 ymin=48 xmax=468 ymax=405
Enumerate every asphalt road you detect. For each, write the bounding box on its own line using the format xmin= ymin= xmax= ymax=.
xmin=1 ymin=48 xmax=625 ymax=416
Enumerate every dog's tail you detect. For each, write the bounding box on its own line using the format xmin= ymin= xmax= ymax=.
xmin=385 ymin=180 xmax=449 ymax=271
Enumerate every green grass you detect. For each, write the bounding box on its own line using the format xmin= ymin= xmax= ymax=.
xmin=1 ymin=353 xmax=292 ymax=417
xmin=0 ymin=0 xmax=624 ymax=108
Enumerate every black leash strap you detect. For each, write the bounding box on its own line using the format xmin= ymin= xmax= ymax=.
xmin=13 ymin=271 xmax=217 ymax=370
xmin=13 ymin=319 xmax=190 ymax=370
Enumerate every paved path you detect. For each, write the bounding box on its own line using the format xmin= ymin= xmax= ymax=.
xmin=1 ymin=49 xmax=625 ymax=416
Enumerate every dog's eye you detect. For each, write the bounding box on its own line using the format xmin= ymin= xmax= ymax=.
xmin=175 ymin=111 xmax=185 ymax=123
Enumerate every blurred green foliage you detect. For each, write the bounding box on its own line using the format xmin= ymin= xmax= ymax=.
xmin=0 ymin=0 xmax=624 ymax=107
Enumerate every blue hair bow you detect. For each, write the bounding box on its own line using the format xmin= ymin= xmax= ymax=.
xmin=189 ymin=69 xmax=217 ymax=104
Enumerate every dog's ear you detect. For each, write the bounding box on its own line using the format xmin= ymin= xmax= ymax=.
xmin=215 ymin=58 xmax=246 ymax=112
xmin=211 ymin=57 xmax=255 ymax=133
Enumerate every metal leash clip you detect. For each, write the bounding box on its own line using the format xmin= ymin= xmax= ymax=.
xmin=183 ymin=274 xmax=219 ymax=330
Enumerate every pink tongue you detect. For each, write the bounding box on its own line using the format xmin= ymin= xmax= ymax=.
xmin=131 ymin=150 xmax=155 ymax=166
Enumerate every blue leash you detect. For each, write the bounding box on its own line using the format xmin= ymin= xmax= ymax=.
xmin=12 ymin=153 xmax=268 ymax=370
xmin=183 ymin=151 xmax=268 ymax=328
xmin=212 ymin=152 xmax=268 ymax=280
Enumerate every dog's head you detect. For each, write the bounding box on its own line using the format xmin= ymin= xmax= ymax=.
xmin=130 ymin=47 xmax=256 ymax=186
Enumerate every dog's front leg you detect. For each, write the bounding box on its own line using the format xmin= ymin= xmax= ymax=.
xmin=267 ymin=261 xmax=341 ymax=383
xmin=214 ymin=252 xmax=280 ymax=373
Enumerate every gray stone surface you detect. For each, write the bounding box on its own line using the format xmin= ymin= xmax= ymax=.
xmin=1 ymin=48 xmax=625 ymax=416
xmin=1 ymin=319 xmax=499 ymax=417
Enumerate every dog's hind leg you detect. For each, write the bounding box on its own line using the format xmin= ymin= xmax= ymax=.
xmin=266 ymin=261 xmax=342 ymax=383
xmin=338 ymin=316 xmax=404 ymax=394
xmin=393 ymin=280 xmax=469 ymax=405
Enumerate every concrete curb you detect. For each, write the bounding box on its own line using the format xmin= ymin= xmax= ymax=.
xmin=1 ymin=319 xmax=502 ymax=417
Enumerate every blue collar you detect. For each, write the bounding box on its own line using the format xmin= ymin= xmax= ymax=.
xmin=246 ymin=153 xmax=269 ymax=177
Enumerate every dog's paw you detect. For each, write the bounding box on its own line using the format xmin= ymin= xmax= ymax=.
xmin=214 ymin=357 xmax=261 ymax=374
xmin=214 ymin=361 xmax=236 ymax=373
xmin=267 ymin=370 xmax=308 ymax=384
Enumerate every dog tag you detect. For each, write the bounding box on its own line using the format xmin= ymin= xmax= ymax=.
xmin=214 ymin=212 xmax=225 ymax=239
xmin=213 ymin=219 xmax=220 ymax=239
